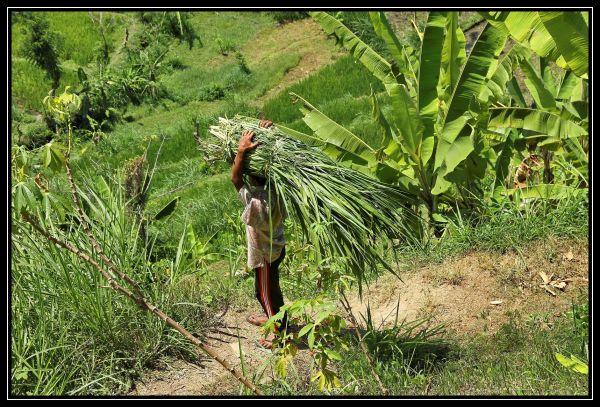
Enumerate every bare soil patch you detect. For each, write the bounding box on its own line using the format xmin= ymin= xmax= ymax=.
xmin=130 ymin=238 xmax=588 ymax=395
xmin=346 ymin=238 xmax=588 ymax=337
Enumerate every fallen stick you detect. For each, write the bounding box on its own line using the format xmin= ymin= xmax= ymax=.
xmin=22 ymin=213 xmax=263 ymax=396
xmin=21 ymin=155 xmax=265 ymax=396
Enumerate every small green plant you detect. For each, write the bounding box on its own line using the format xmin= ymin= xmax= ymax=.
xmin=555 ymin=353 xmax=588 ymax=375
xmin=263 ymin=298 xmax=349 ymax=393
xmin=235 ymin=52 xmax=251 ymax=75
xmin=216 ymin=36 xmax=236 ymax=56
xmin=555 ymin=300 xmax=588 ymax=376
xmin=198 ymin=84 xmax=226 ymax=101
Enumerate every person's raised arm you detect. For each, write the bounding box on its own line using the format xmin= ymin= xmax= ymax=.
xmin=231 ymin=130 xmax=260 ymax=192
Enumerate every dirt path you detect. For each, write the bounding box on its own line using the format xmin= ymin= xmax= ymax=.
xmin=130 ymin=301 xmax=314 ymax=396
xmin=130 ymin=238 xmax=587 ymax=396
xmin=345 ymin=239 xmax=588 ymax=337
xmin=130 ymin=304 xmax=279 ymax=396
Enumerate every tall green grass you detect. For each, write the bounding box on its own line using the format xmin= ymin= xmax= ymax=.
xmin=397 ymin=191 xmax=590 ymax=265
xmin=11 ymin=169 xmax=218 ymax=395
xmin=331 ymin=304 xmax=588 ymax=395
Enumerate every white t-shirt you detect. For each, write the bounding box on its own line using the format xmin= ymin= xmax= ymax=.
xmin=238 ymin=184 xmax=286 ymax=269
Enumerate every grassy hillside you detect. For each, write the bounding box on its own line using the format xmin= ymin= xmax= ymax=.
xmin=10 ymin=11 xmax=589 ymax=397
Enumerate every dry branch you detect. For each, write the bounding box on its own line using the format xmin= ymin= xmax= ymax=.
xmin=22 ymin=159 xmax=265 ymax=396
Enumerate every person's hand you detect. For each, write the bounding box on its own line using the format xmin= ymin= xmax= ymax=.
xmin=259 ymin=119 xmax=273 ymax=128
xmin=238 ymin=130 xmax=260 ymax=153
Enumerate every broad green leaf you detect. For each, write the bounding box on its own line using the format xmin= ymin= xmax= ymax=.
xmin=481 ymin=43 xmax=530 ymax=104
xmin=418 ymin=11 xmax=446 ymax=132
xmin=291 ymin=92 xmax=377 ymax=157
xmin=441 ymin=22 xmax=508 ymax=142
xmin=540 ymin=58 xmax=557 ymax=97
xmin=539 ymin=12 xmax=588 ymax=79
xmin=13 ymin=182 xmax=36 ymax=216
xmin=556 ymin=71 xmax=580 ymax=100
xmin=482 ymin=129 xmax=510 ymax=143
xmin=308 ymin=330 xmax=315 ymax=349
xmin=309 ymin=12 xmax=398 ymax=93
xmin=519 ymin=58 xmax=556 ymax=110
xmin=440 ymin=12 xmax=466 ymax=97
xmin=488 ymin=107 xmax=587 ymax=139
xmin=298 ymin=323 xmax=314 ymax=338
xmin=481 ymin=11 xmax=588 ymax=78
xmin=369 ymin=11 xmax=416 ymax=87
xmin=432 ymin=132 xmax=474 ymax=195
xmin=387 ymin=83 xmax=425 ymax=163
xmin=324 ymin=349 xmax=342 ymax=361
xmin=507 ymin=77 xmax=527 ymax=107
xmin=555 ymin=353 xmax=588 ymax=374
xmin=40 ymin=142 xmax=66 ymax=173
xmin=503 ymin=12 xmax=558 ymax=61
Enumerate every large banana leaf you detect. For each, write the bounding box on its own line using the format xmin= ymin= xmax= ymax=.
xmin=418 ymin=11 xmax=446 ymax=132
xmin=480 ymin=12 xmax=559 ymax=61
xmin=277 ymin=122 xmax=372 ymax=175
xmin=290 ymin=92 xmax=378 ymax=157
xmin=309 ymin=11 xmax=398 ymax=92
xmin=519 ymin=58 xmax=557 ymax=110
xmin=387 ymin=83 xmax=428 ymax=165
xmin=488 ymin=107 xmax=588 ymax=139
xmin=480 ymin=11 xmax=588 ymax=78
xmin=507 ymin=77 xmax=527 ymax=107
xmin=431 ymin=131 xmax=475 ymax=195
xmin=556 ymin=71 xmax=581 ymax=100
xmin=538 ymin=12 xmax=589 ymax=79
xmin=369 ymin=11 xmax=416 ymax=89
xmin=430 ymin=22 xmax=507 ymax=195
xmin=440 ymin=12 xmax=466 ymax=98
xmin=440 ymin=22 xmax=508 ymax=142
xmin=480 ymin=43 xmax=530 ymax=103
xmin=540 ymin=58 xmax=558 ymax=97
xmin=286 ymin=93 xmax=416 ymax=189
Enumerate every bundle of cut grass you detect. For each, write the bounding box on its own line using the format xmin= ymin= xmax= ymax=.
xmin=200 ymin=116 xmax=418 ymax=286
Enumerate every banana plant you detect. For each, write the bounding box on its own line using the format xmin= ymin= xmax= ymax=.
xmin=480 ymin=11 xmax=588 ymax=79
xmin=285 ymin=11 xmax=508 ymax=224
xmin=485 ymin=52 xmax=588 ymax=195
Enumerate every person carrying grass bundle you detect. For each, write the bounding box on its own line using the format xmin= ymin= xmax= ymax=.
xmin=231 ymin=118 xmax=287 ymax=349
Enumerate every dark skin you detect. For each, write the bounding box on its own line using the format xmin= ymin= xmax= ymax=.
xmin=231 ymin=119 xmax=276 ymax=348
xmin=231 ymin=119 xmax=272 ymax=191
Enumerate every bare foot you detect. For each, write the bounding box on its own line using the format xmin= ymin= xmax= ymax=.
xmin=246 ymin=314 xmax=269 ymax=326
xmin=257 ymin=334 xmax=275 ymax=350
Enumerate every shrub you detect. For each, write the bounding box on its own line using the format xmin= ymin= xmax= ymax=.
xmin=269 ymin=12 xmax=309 ymax=25
xmin=17 ymin=12 xmax=62 ymax=89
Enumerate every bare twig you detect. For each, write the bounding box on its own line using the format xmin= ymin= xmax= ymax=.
xmin=339 ymin=288 xmax=389 ymax=396
xmin=22 ymin=212 xmax=264 ymax=396
xmin=65 ymin=160 xmax=145 ymax=297
xmin=23 ymin=152 xmax=265 ymax=395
